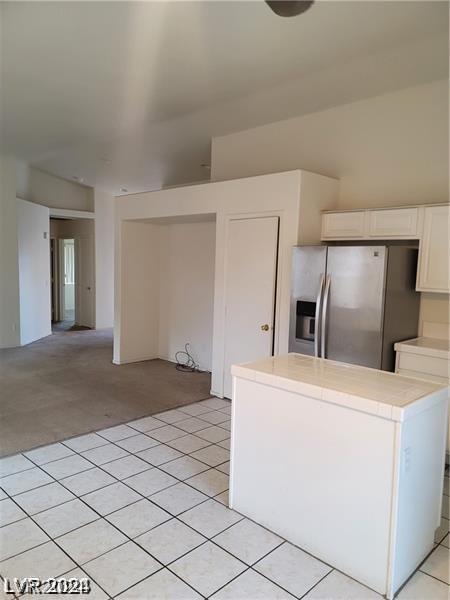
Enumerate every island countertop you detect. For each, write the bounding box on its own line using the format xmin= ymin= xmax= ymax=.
xmin=231 ymin=353 xmax=448 ymax=422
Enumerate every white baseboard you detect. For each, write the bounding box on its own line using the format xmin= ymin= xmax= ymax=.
xmin=112 ymin=354 xmax=158 ymax=365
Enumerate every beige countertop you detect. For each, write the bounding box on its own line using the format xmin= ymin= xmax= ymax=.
xmin=394 ymin=337 xmax=449 ymax=360
xmin=231 ymin=353 xmax=448 ymax=422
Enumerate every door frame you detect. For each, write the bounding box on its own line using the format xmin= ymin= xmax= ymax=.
xmin=220 ymin=210 xmax=285 ymax=395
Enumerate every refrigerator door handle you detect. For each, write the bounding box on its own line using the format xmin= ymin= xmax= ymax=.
xmin=321 ymin=275 xmax=331 ymax=359
xmin=314 ymin=274 xmax=325 ymax=358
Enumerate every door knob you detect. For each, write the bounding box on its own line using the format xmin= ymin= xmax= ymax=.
xmin=261 ymin=324 xmax=270 ymax=332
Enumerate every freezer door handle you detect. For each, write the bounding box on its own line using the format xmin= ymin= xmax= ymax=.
xmin=321 ymin=275 xmax=331 ymax=359
xmin=314 ymin=273 xmax=325 ymax=358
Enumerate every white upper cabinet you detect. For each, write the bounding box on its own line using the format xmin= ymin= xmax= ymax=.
xmin=368 ymin=208 xmax=419 ymax=239
xmin=321 ymin=211 xmax=365 ymax=239
xmin=416 ymin=205 xmax=450 ymax=293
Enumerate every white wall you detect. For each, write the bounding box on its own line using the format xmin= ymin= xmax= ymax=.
xmin=211 ymin=81 xmax=449 ymax=335
xmin=158 ymin=221 xmax=216 ymax=371
xmin=17 ymin=199 xmax=51 ymax=345
xmin=211 ymin=81 xmax=448 ymax=209
xmin=94 ymin=189 xmax=115 ymax=329
xmin=114 ymin=170 xmax=337 ymax=396
xmin=118 ymin=221 xmax=162 ymax=363
xmin=0 ymin=156 xmax=21 ymax=348
xmin=16 ymin=161 xmax=94 ymax=212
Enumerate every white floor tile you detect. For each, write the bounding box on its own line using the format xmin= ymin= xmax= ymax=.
xmin=216 ymin=461 xmax=230 ymax=475
xmin=116 ymin=434 xmax=160 ymax=453
xmin=125 ymin=468 xmax=177 ymax=497
xmin=136 ymin=444 xmax=182 ymax=466
xmin=97 ymin=424 xmax=139 ymax=442
xmin=186 ymin=468 xmax=229 ymax=496
xmin=198 ymin=411 xmax=230 ymax=426
xmin=0 ymin=518 xmax=49 ymax=561
xmin=195 ymin=426 xmax=230 ymax=443
xmin=211 ymin=568 xmax=295 ymax=599
xmin=0 ymin=454 xmax=34 ymax=477
xmin=220 ymin=421 xmax=232 ymax=431
xmin=218 ymin=406 xmax=232 ymax=416
xmin=101 ymin=455 xmax=151 ymax=479
xmin=83 ymin=541 xmax=160 ymax=596
xmin=60 ymin=468 xmax=115 ymax=497
xmin=171 ymin=541 xmax=245 ymax=597
xmin=179 ymin=403 xmax=211 ymax=417
xmin=154 ymin=409 xmax=188 ymax=424
xmin=190 ymin=445 xmax=229 ymax=467
xmin=81 ymin=443 xmax=129 ymax=465
xmin=179 ymin=498 xmax=242 ymax=537
xmin=397 ymin=570 xmax=449 ymax=599
xmin=435 ymin=517 xmax=449 ymax=544
xmin=116 ymin=568 xmax=202 ymax=599
xmin=0 ymin=467 xmax=53 ymax=496
xmin=217 ymin=439 xmax=231 ymax=450
xmin=199 ymin=398 xmax=231 ymax=410
xmin=24 ymin=443 xmax=74 ymax=465
xmin=150 ymin=425 xmax=187 ymax=443
xmin=214 ymin=491 xmax=229 ymax=506
xmin=420 ymin=545 xmax=449 ymax=584
xmin=40 ymin=567 xmax=108 ymax=600
xmin=254 ymin=542 xmax=332 ymax=598
xmin=150 ymin=482 xmax=208 ymax=515
xmin=0 ymin=498 xmax=26 ymax=527
xmin=136 ymin=518 xmax=206 ymax=564
xmin=175 ymin=417 xmax=210 ymax=434
xmin=128 ymin=415 xmax=166 ymax=433
xmin=160 ymin=456 xmax=209 ymax=480
xmin=0 ymin=540 xmax=75 ymax=583
xmin=13 ymin=481 xmax=75 ymax=515
xmin=63 ymin=433 xmax=109 ymax=453
xmin=441 ymin=495 xmax=449 ymax=519
xmin=214 ymin=518 xmax=282 ymax=565
xmin=303 ymin=569 xmax=381 ymax=599
xmin=57 ymin=519 xmax=127 ymax=563
xmin=34 ymin=498 xmax=98 ymax=537
xmin=441 ymin=533 xmax=449 ymax=548
xmin=107 ymin=498 xmax=171 ymax=538
xmin=0 ymin=489 xmax=6 ymax=500
xmin=167 ymin=434 xmax=211 ymax=454
xmin=41 ymin=455 xmax=92 ymax=480
xmin=82 ymin=482 xmax=141 ymax=516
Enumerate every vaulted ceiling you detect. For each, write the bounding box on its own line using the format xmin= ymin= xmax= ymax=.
xmin=1 ymin=1 xmax=448 ymax=194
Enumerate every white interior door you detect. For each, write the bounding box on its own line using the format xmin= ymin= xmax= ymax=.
xmin=76 ymin=237 xmax=95 ymax=328
xmin=223 ymin=216 xmax=279 ymax=398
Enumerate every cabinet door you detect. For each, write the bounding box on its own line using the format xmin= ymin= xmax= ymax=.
xmin=321 ymin=211 xmax=365 ymax=239
xmin=417 ymin=205 xmax=450 ymax=293
xmin=369 ymin=208 xmax=419 ymax=238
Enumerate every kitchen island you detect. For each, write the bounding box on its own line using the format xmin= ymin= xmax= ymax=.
xmin=229 ymin=353 xmax=448 ymax=599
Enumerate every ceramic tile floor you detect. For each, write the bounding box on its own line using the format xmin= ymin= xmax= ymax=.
xmin=0 ymin=397 xmax=448 ymax=599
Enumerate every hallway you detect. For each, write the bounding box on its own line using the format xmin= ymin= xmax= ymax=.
xmin=0 ymin=330 xmax=211 ymax=457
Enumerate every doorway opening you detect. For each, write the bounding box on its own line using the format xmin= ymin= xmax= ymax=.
xmin=50 ymin=217 xmax=95 ymax=332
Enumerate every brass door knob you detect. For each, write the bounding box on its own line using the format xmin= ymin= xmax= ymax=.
xmin=261 ymin=324 xmax=270 ymax=332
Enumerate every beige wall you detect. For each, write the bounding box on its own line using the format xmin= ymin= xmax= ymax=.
xmin=0 ymin=156 xmax=21 ymax=348
xmin=211 ymin=80 xmax=448 ymax=209
xmin=211 ymin=81 xmax=449 ymax=337
xmin=158 ymin=221 xmax=216 ymax=371
xmin=16 ymin=161 xmax=94 ymax=212
xmin=94 ymin=190 xmax=115 ymax=330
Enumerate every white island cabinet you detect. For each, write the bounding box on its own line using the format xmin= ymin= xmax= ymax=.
xmin=230 ymin=354 xmax=448 ymax=599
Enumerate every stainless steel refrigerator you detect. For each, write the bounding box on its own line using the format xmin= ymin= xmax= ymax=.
xmin=289 ymin=245 xmax=420 ymax=371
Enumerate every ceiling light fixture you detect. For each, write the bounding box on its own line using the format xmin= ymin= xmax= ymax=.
xmin=120 ymin=187 xmax=128 ymax=193
xmin=265 ymin=1 xmax=314 ymax=17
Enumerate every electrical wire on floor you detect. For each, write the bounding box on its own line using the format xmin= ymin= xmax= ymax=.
xmin=175 ymin=343 xmax=209 ymax=373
